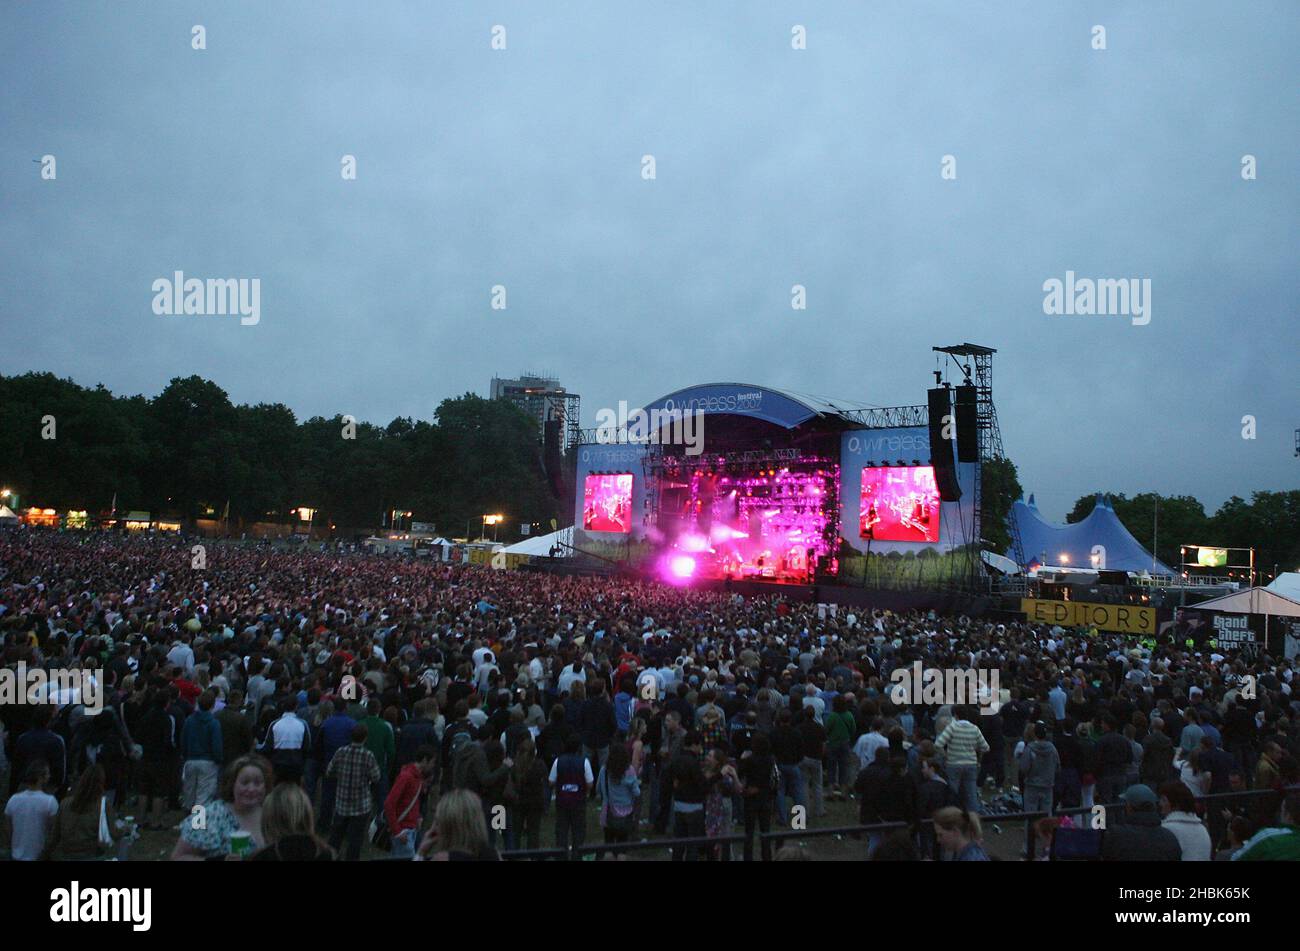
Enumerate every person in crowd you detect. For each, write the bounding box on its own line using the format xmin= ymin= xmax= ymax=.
xmin=1158 ymin=781 xmax=1212 ymax=861
xmin=823 ymin=695 xmax=857 ymax=801
xmin=248 ymin=783 xmax=334 ymax=861
xmin=385 ymin=744 xmax=436 ymax=859
xmin=49 ymin=763 xmax=129 ymax=860
xmin=1215 ymin=815 xmax=1256 ymax=862
xmin=1232 ymin=791 xmax=1300 ymax=861
xmin=596 ymin=742 xmax=640 ymax=856
xmin=262 ymin=697 xmax=311 ymax=786
xmin=3 ymin=761 xmax=59 ymax=861
xmin=135 ymin=690 xmax=177 ymax=831
xmin=324 ymin=723 xmax=381 ymax=861
xmin=738 ymin=732 xmax=776 ymax=862
xmin=1019 ymin=722 xmax=1060 ymax=817
xmin=417 ymin=789 xmax=501 ymax=861
xmin=1101 ymin=784 xmax=1182 ymax=862
xmin=702 ymin=746 xmax=738 ymax=861
xmin=507 ymin=736 xmax=547 ymax=851
xmin=179 ymin=690 xmax=223 ymax=810
xmin=935 ymin=705 xmax=989 ymax=814
xmin=171 ymin=754 xmax=272 ymax=860
xmin=770 ymin=708 xmax=805 ymax=822
xmin=796 ymin=704 xmax=828 ymax=819
xmin=9 ymin=706 xmax=67 ymax=797
xmin=550 ymin=734 xmax=592 ymax=851
xmin=933 ymin=806 xmax=989 ymax=861
xmin=358 ymin=698 xmax=396 ymax=806
xmin=667 ymin=730 xmax=707 ymax=860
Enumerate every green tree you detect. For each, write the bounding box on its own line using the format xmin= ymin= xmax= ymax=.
xmin=980 ymin=456 xmax=1022 ymax=554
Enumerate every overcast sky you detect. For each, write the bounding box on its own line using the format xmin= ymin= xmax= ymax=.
xmin=2 ymin=1 xmax=1296 ymax=521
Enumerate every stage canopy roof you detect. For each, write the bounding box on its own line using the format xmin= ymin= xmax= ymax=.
xmin=1190 ymin=586 xmax=1300 ymax=618
xmin=640 ymin=382 xmax=869 ymax=430
xmin=1008 ymin=493 xmax=1174 ymax=574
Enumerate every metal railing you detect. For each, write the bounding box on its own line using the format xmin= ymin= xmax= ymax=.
xmin=501 ymin=833 xmax=746 ymax=861
xmin=759 ymin=786 xmax=1294 ymax=861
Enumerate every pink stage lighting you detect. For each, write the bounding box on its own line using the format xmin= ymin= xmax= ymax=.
xmin=669 ymin=555 xmax=697 ymax=578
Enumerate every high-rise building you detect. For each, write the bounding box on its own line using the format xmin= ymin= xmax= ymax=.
xmin=490 ymin=373 xmax=581 ymax=451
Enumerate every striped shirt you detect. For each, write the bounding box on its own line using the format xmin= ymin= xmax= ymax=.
xmin=936 ymin=720 xmax=990 ymax=768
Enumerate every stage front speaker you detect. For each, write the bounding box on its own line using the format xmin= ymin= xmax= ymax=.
xmin=927 ymin=388 xmax=962 ymax=502
xmin=955 ymin=385 xmax=978 ymax=463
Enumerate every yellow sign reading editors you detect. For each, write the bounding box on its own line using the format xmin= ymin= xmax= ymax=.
xmin=1020 ymin=598 xmax=1156 ymax=635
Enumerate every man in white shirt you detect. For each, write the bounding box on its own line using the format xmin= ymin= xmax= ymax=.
xmin=853 ymin=719 xmax=890 ymax=769
xmin=166 ymin=635 xmax=196 ymax=678
xmin=556 ymin=662 xmax=585 ymax=696
xmin=3 ymin=762 xmax=59 ymax=861
xmin=801 ymin=684 xmax=825 ymax=724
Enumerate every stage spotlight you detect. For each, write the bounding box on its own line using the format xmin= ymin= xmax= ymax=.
xmin=669 ymin=555 xmax=696 ymax=579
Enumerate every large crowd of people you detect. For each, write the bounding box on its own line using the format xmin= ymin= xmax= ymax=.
xmin=1 ymin=529 xmax=1297 ymax=862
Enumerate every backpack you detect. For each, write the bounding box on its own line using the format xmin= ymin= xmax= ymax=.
xmin=555 ymin=753 xmax=587 ymax=808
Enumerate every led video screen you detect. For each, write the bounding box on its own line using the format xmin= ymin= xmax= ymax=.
xmin=582 ymin=473 xmax=633 ymax=533
xmin=859 ymin=466 xmax=940 ymax=542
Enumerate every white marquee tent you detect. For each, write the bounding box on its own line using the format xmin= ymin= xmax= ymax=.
xmin=500 ymin=527 xmax=572 ymax=558
xmin=1187 ymin=586 xmax=1300 ymax=659
xmin=1266 ymin=572 xmax=1300 ymax=602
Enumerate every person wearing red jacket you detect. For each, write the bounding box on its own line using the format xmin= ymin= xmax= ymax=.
xmin=385 ymin=746 xmax=436 ymax=859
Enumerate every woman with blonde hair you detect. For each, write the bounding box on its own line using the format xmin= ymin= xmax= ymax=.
xmin=933 ymin=806 xmax=990 ymax=861
xmin=416 ymin=789 xmax=500 ymax=861
xmin=248 ymin=784 xmax=333 ymax=861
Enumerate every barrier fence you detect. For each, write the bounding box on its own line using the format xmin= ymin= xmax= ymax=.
xmin=498 ymin=786 xmax=1293 ymax=861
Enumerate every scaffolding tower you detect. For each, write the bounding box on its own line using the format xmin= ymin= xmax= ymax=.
xmin=933 ymin=343 xmax=1026 ymax=570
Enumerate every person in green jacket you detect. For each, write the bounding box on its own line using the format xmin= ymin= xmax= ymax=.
xmin=824 ymin=695 xmax=857 ymax=800
xmin=358 ymin=700 xmax=396 ymax=807
xmin=1233 ymin=792 xmax=1300 ymax=861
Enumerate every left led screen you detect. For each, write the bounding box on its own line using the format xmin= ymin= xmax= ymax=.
xmin=582 ymin=473 xmax=633 ymax=533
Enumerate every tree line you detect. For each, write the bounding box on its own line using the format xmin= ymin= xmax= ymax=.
xmin=0 ymin=372 xmax=561 ymax=537
xmin=1066 ymin=491 xmax=1300 ymax=579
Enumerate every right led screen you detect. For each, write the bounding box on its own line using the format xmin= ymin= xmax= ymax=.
xmin=859 ymin=466 xmax=940 ymax=542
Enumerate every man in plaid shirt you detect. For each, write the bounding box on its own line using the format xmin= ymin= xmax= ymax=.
xmin=326 ymin=723 xmax=381 ymax=861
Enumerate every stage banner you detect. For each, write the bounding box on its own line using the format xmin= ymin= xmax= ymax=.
xmin=1209 ymin=612 xmax=1255 ymax=647
xmin=466 ymin=548 xmax=530 ymax=569
xmin=1021 ymin=597 xmax=1157 ymax=635
xmin=1158 ymin=607 xmax=1268 ymax=650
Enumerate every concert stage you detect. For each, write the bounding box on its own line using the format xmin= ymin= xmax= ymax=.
xmin=572 ymin=371 xmax=983 ymax=587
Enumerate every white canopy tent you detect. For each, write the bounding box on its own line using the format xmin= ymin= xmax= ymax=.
xmin=980 ymin=550 xmax=1021 ymax=575
xmin=0 ymin=504 xmax=18 ymax=525
xmin=500 ymin=527 xmax=573 ymax=558
xmin=1189 ymin=586 xmax=1300 ymax=617
xmin=1186 ymin=586 xmax=1300 ymax=658
xmin=1266 ymin=572 xmax=1300 ymax=602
